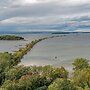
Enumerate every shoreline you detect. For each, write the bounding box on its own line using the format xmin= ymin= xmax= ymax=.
xmin=12 ymin=35 xmax=65 ymax=65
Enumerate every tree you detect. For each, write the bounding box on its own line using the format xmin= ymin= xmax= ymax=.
xmin=73 ymin=68 xmax=90 ymax=89
xmin=48 ymin=78 xmax=76 ymax=90
xmin=1 ymin=80 xmax=18 ymax=90
xmin=72 ymin=58 xmax=89 ymax=71
xmin=0 ymin=53 xmax=13 ymax=85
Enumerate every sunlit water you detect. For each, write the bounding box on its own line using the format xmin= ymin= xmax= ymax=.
xmin=0 ymin=33 xmax=90 ymax=72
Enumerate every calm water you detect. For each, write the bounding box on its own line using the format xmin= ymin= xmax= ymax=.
xmin=0 ymin=34 xmax=50 ymax=53
xmin=0 ymin=33 xmax=90 ymax=72
xmin=21 ymin=33 xmax=90 ymax=72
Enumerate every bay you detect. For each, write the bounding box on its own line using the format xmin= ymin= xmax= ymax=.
xmin=0 ymin=33 xmax=90 ymax=72
xmin=20 ymin=33 xmax=90 ymax=72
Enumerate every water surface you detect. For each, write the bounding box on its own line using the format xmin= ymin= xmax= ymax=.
xmin=0 ymin=33 xmax=90 ymax=72
xmin=20 ymin=33 xmax=90 ymax=72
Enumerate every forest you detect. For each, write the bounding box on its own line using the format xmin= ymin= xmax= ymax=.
xmin=0 ymin=53 xmax=90 ymax=90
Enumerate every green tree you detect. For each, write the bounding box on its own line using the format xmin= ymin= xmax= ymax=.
xmin=0 ymin=53 xmax=13 ymax=84
xmin=48 ymin=78 xmax=76 ymax=90
xmin=73 ymin=68 xmax=90 ymax=89
xmin=1 ymin=80 xmax=18 ymax=90
xmin=72 ymin=58 xmax=89 ymax=71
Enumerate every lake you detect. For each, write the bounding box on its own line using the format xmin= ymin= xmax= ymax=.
xmin=0 ymin=33 xmax=90 ymax=72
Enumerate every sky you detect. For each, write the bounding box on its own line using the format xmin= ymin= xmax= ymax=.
xmin=0 ymin=0 xmax=90 ymax=33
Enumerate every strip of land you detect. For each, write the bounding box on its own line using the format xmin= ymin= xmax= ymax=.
xmin=12 ymin=35 xmax=62 ymax=65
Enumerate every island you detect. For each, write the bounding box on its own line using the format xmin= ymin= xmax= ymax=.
xmin=0 ymin=35 xmax=24 ymax=40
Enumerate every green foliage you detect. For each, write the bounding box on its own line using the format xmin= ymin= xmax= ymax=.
xmin=73 ymin=68 xmax=90 ymax=88
xmin=34 ymin=86 xmax=47 ymax=90
xmin=72 ymin=58 xmax=89 ymax=71
xmin=0 ymin=53 xmax=13 ymax=84
xmin=0 ymin=52 xmax=13 ymax=67
xmin=48 ymin=78 xmax=76 ymax=90
xmin=17 ymin=75 xmax=48 ymax=90
xmin=1 ymin=80 xmax=18 ymax=90
xmin=0 ymin=54 xmax=90 ymax=90
xmin=72 ymin=58 xmax=90 ymax=89
xmin=41 ymin=66 xmax=68 ymax=81
xmin=0 ymin=64 xmax=68 ymax=90
xmin=0 ymin=35 xmax=24 ymax=40
xmin=5 ymin=66 xmax=32 ymax=80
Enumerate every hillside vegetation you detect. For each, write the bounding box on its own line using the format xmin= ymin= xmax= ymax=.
xmin=0 ymin=52 xmax=90 ymax=90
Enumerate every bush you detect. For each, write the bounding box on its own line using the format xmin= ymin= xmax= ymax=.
xmin=48 ymin=78 xmax=76 ymax=90
xmin=72 ymin=58 xmax=89 ymax=71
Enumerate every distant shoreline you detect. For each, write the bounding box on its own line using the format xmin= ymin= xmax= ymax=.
xmin=0 ymin=31 xmax=90 ymax=35
xmin=12 ymin=35 xmax=64 ymax=65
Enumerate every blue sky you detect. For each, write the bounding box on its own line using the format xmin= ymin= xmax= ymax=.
xmin=0 ymin=0 xmax=90 ymax=32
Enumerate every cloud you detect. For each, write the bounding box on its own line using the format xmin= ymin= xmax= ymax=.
xmin=0 ymin=0 xmax=90 ymax=32
xmin=0 ymin=2 xmax=90 ymax=21
xmin=0 ymin=16 xmax=90 ymax=32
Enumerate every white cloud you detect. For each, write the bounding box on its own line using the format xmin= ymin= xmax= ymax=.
xmin=0 ymin=0 xmax=90 ymax=32
xmin=75 ymin=29 xmax=90 ymax=32
xmin=0 ymin=17 xmax=39 ymax=24
xmin=0 ymin=0 xmax=90 ymax=7
xmin=63 ymin=0 xmax=90 ymax=5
